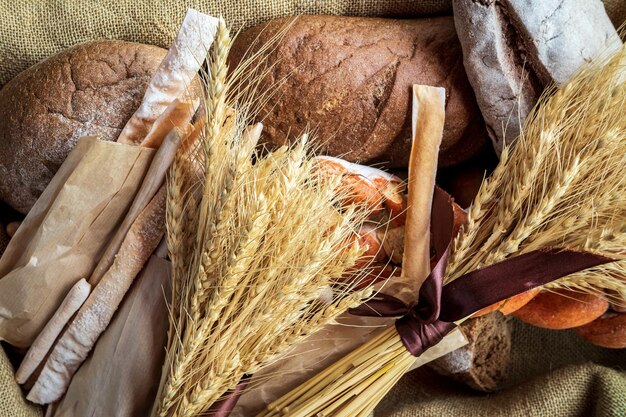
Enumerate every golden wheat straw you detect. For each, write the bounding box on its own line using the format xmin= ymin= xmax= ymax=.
xmin=157 ymin=18 xmax=377 ymax=417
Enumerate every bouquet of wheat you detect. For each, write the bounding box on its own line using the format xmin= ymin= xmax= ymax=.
xmin=152 ymin=18 xmax=386 ymax=417
xmin=259 ymin=42 xmax=626 ymax=417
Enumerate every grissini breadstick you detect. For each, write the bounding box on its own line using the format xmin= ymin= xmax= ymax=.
xmin=27 ymin=187 xmax=167 ymax=404
xmin=116 ymin=9 xmax=218 ymax=145
xmin=89 ymin=129 xmax=181 ymax=286
xmin=386 ymin=85 xmax=446 ymax=305
xmin=15 ymin=279 xmax=91 ymax=385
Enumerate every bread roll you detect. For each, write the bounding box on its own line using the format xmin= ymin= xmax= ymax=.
xmin=229 ymin=16 xmax=487 ymax=169
xmin=0 ymin=40 xmax=166 ymax=213
xmin=575 ymin=312 xmax=626 ymax=349
xmin=512 ymin=290 xmax=609 ymax=330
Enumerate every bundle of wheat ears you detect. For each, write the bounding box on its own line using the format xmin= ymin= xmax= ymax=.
xmin=259 ymin=44 xmax=626 ymax=416
xmin=153 ymin=19 xmax=378 ymax=417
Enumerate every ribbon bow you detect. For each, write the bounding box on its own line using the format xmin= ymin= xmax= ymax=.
xmin=350 ymin=187 xmax=615 ymax=356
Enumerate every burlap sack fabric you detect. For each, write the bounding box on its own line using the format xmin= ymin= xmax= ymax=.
xmin=0 ymin=1 xmax=624 ymax=416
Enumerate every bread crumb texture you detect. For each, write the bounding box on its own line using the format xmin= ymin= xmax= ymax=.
xmin=0 ymin=40 xmax=166 ymax=213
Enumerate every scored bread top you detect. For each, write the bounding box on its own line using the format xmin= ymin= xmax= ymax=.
xmin=229 ymin=15 xmax=487 ymax=169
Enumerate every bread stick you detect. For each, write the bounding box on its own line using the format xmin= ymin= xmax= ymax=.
xmin=15 ymin=279 xmax=91 ymax=385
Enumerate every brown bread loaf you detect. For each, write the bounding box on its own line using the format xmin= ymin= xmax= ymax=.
xmin=512 ymin=290 xmax=609 ymax=330
xmin=229 ymin=15 xmax=487 ymax=169
xmin=428 ymin=312 xmax=511 ymax=391
xmin=574 ymin=312 xmax=626 ymax=349
xmin=0 ymin=40 xmax=167 ymax=213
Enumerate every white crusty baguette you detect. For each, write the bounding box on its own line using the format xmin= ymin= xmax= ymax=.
xmin=117 ymin=9 xmax=218 ymax=145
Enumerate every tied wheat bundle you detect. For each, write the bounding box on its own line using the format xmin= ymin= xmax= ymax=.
xmin=260 ymin=43 xmax=626 ymax=417
xmin=154 ymin=18 xmax=377 ymax=417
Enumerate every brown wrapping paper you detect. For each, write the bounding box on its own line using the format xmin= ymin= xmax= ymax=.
xmin=51 ymin=255 xmax=171 ymax=417
xmin=0 ymin=137 xmax=155 ymax=347
xmin=232 ymin=314 xmax=391 ymax=416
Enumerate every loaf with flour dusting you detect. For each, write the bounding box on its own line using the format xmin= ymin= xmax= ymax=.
xmin=0 ymin=40 xmax=166 ymax=213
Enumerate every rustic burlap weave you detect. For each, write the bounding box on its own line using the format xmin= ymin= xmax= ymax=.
xmin=1 ymin=1 xmax=625 ymax=416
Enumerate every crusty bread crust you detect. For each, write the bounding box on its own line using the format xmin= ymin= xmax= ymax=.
xmin=0 ymin=40 xmax=166 ymax=213
xmin=428 ymin=312 xmax=511 ymax=391
xmin=229 ymin=15 xmax=487 ymax=169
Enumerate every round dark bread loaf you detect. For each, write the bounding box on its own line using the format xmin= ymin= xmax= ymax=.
xmin=0 ymin=40 xmax=167 ymax=213
xmin=229 ymin=15 xmax=487 ymax=169
xmin=428 ymin=312 xmax=511 ymax=391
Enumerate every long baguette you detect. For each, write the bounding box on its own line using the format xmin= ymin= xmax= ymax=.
xmin=27 ymin=187 xmax=167 ymax=404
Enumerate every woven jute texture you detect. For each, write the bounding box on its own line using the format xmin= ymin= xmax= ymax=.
xmin=0 ymin=1 xmax=625 ymax=416
xmin=0 ymin=347 xmax=41 ymax=417
xmin=0 ymin=0 xmax=452 ymax=88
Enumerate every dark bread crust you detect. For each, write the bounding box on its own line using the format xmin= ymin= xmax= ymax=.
xmin=0 ymin=40 xmax=166 ymax=213
xmin=428 ymin=312 xmax=511 ymax=391
xmin=0 ymin=223 xmax=8 ymax=257
xmin=229 ymin=15 xmax=486 ymax=169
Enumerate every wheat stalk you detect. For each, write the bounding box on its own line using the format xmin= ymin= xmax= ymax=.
xmin=156 ymin=18 xmax=376 ymax=417
xmin=263 ymin=42 xmax=626 ymax=417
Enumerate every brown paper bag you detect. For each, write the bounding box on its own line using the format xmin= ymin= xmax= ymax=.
xmin=0 ymin=137 xmax=155 ymax=348
xmin=232 ymin=314 xmax=391 ymax=416
xmin=51 ymin=255 xmax=170 ymax=417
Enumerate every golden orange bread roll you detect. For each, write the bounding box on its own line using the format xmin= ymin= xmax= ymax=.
xmin=512 ymin=290 xmax=609 ymax=330
xmin=574 ymin=312 xmax=626 ymax=349
xmin=473 ymin=288 xmax=540 ymax=318
xmin=313 ymin=156 xmax=405 ymax=216
xmin=6 ymin=221 xmax=20 ymax=238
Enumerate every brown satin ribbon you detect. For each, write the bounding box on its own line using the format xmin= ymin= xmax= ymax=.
xmin=350 ymin=187 xmax=615 ymax=356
